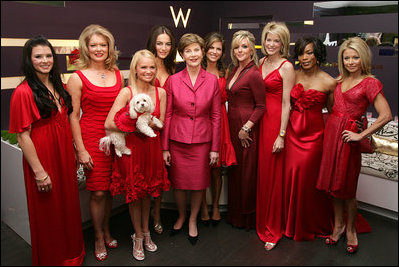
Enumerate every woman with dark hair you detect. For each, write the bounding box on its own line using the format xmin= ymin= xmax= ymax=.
xmin=9 ymin=35 xmax=85 ymax=265
xmin=317 ymin=37 xmax=392 ymax=254
xmin=67 ymin=24 xmax=123 ymax=261
xmin=162 ymin=33 xmax=221 ymax=245
xmin=283 ymin=36 xmax=336 ymax=242
xmin=145 ymin=25 xmax=177 ymax=234
xmin=200 ymin=32 xmax=237 ymax=225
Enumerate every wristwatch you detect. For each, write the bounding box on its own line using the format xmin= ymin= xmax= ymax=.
xmin=279 ymin=129 xmax=286 ymax=137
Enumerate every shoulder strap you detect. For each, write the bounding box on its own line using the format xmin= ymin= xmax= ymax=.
xmin=277 ymin=60 xmax=289 ymax=70
xmin=128 ymin=86 xmax=133 ymax=101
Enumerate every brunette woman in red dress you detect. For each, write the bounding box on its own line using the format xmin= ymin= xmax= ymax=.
xmin=9 ymin=36 xmax=85 ymax=266
xmin=317 ymin=37 xmax=392 ymax=254
xmin=146 ymin=25 xmax=177 ymax=234
xmin=226 ymin=30 xmax=265 ymax=230
xmin=200 ymin=32 xmax=237 ymax=225
xmin=256 ymin=21 xmax=295 ymax=250
xmin=284 ymin=36 xmax=336 ymax=241
xmin=105 ymin=50 xmax=170 ymax=261
xmin=67 ymin=24 xmax=123 ymax=261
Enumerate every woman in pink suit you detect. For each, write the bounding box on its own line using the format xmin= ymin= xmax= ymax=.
xmin=162 ymin=33 xmax=221 ymax=245
xmin=317 ymin=37 xmax=392 ymax=254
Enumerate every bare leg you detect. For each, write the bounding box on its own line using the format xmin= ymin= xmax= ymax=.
xmin=90 ymin=190 xmax=107 ymax=253
xmin=188 ymin=190 xmax=204 ymax=237
xmin=345 ymin=198 xmax=358 ymax=246
xmin=330 ymin=197 xmax=346 ymax=240
xmin=152 ymin=193 xmax=163 ymax=233
xmin=129 ymin=199 xmax=143 ymax=238
xmin=211 ymin=168 xmax=222 ymax=221
xmin=103 ymin=191 xmax=116 ymax=243
xmin=200 ymin=190 xmax=210 ymax=220
xmin=141 ymin=195 xmax=151 ymax=234
xmin=173 ymin=189 xmax=187 ymax=230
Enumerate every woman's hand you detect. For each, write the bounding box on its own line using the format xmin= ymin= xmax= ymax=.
xmin=35 ymin=172 xmax=53 ymax=193
xmin=238 ymin=129 xmax=253 ymax=148
xmin=342 ymin=130 xmax=363 ymax=143
xmin=209 ymin=151 xmax=219 ymax=166
xmin=78 ymin=150 xmax=94 ymax=170
xmin=163 ymin=150 xmax=171 ymax=166
xmin=272 ymin=136 xmax=284 ymax=153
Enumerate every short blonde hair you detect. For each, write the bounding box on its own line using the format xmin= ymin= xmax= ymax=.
xmin=77 ymin=24 xmax=119 ymax=70
xmin=177 ymin=33 xmax=205 ymax=57
xmin=261 ymin=21 xmax=290 ymax=58
xmin=230 ymin=30 xmax=258 ymax=67
xmin=128 ymin=49 xmax=157 ymax=87
xmin=338 ymin=37 xmax=373 ymax=80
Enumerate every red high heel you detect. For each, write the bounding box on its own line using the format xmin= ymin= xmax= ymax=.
xmin=325 ymin=226 xmax=346 ymax=246
xmin=346 ymin=243 xmax=359 ymax=254
xmin=95 ymin=251 xmax=108 ymax=261
xmin=105 ymin=239 xmax=119 ymax=249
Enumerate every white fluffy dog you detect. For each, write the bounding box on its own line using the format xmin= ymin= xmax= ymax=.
xmin=99 ymin=93 xmax=163 ymax=157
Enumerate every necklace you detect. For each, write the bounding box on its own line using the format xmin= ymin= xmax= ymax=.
xmin=100 ymin=73 xmax=106 ymax=79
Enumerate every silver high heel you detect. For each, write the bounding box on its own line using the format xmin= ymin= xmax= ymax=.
xmin=131 ymin=234 xmax=145 ymax=261
xmin=143 ymin=232 xmax=158 ymax=252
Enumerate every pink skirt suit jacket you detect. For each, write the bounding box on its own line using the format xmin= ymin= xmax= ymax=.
xmin=161 ymin=67 xmax=221 ymax=190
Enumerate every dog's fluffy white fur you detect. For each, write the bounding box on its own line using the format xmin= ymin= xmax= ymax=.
xmin=99 ymin=93 xmax=163 ymax=157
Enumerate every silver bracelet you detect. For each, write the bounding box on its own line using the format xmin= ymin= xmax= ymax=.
xmin=241 ymin=125 xmax=251 ymax=133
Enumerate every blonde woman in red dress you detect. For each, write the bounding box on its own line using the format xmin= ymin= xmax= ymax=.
xmin=9 ymin=36 xmax=85 ymax=266
xmin=67 ymin=24 xmax=123 ymax=261
xmin=200 ymin=32 xmax=237 ymax=225
xmin=317 ymin=37 xmax=392 ymax=254
xmin=146 ymin=25 xmax=177 ymax=234
xmin=105 ymin=49 xmax=170 ymax=261
xmin=256 ymin=21 xmax=295 ymax=251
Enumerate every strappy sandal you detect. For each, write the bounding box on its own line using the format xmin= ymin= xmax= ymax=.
xmin=143 ymin=232 xmax=158 ymax=252
xmin=131 ymin=234 xmax=145 ymax=261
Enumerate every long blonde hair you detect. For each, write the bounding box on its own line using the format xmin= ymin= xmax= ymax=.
xmin=128 ymin=49 xmax=157 ymax=88
xmin=76 ymin=24 xmax=119 ymax=70
xmin=338 ymin=37 xmax=374 ymax=81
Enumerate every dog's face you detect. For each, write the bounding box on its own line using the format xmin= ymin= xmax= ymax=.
xmin=131 ymin=93 xmax=154 ymax=114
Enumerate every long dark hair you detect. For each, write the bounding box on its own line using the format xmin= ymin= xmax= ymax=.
xmin=146 ymin=25 xmax=177 ymax=75
xmin=21 ymin=35 xmax=72 ymax=118
xmin=201 ymin=32 xmax=227 ymax=77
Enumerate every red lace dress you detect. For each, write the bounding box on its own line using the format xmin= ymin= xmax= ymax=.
xmin=217 ymin=77 xmax=237 ymax=167
xmin=284 ymin=84 xmax=334 ymax=241
xmin=317 ymin=77 xmax=383 ymax=199
xmin=256 ymin=59 xmax=291 ymax=244
xmin=110 ymin=87 xmax=170 ymax=203
xmin=9 ymin=81 xmax=85 ymax=266
xmin=75 ymin=69 xmax=122 ymax=191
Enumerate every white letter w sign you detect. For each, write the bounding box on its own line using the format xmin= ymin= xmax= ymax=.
xmin=170 ymin=6 xmax=191 ymax=28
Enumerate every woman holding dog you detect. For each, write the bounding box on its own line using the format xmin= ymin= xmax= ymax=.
xmin=146 ymin=25 xmax=177 ymax=235
xmin=67 ymin=24 xmax=123 ymax=261
xmin=104 ymin=49 xmax=170 ymax=261
xmin=161 ymin=33 xmax=221 ymax=245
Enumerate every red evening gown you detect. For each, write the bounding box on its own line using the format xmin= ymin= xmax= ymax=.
xmin=226 ymin=61 xmax=265 ymax=229
xmin=317 ymin=77 xmax=383 ymax=199
xmin=256 ymin=59 xmax=291 ymax=244
xmin=284 ymin=84 xmax=334 ymax=241
xmin=9 ymin=81 xmax=85 ymax=266
xmin=110 ymin=87 xmax=170 ymax=202
xmin=217 ymin=77 xmax=237 ymax=167
xmin=75 ymin=69 xmax=122 ymax=191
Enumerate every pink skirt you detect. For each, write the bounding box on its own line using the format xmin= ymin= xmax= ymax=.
xmin=169 ymin=140 xmax=211 ymax=190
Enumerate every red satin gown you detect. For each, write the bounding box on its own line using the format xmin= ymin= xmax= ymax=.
xmin=75 ymin=69 xmax=122 ymax=191
xmin=9 ymin=81 xmax=85 ymax=266
xmin=110 ymin=87 xmax=170 ymax=203
xmin=217 ymin=77 xmax=237 ymax=167
xmin=284 ymin=84 xmax=334 ymax=241
xmin=256 ymin=59 xmax=290 ymax=244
